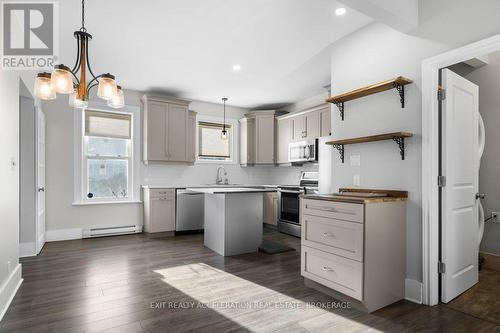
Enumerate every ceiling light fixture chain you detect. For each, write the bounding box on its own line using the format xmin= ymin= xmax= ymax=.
xmin=221 ymin=97 xmax=228 ymax=140
xmin=80 ymin=0 xmax=86 ymax=32
xmin=34 ymin=0 xmax=124 ymax=109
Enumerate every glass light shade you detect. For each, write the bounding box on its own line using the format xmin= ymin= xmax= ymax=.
xmin=51 ymin=64 xmax=74 ymax=94
xmin=221 ymin=128 xmax=228 ymax=140
xmin=97 ymin=74 xmax=118 ymax=100
xmin=69 ymin=90 xmax=88 ymax=109
xmin=34 ymin=73 xmax=56 ymax=100
xmin=107 ymin=86 xmax=125 ymax=108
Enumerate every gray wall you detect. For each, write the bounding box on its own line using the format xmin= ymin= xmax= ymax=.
xmin=328 ymin=22 xmax=449 ymax=282
xmin=464 ymin=51 xmax=500 ymax=255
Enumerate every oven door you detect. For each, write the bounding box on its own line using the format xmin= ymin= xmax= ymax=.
xmin=278 ymin=189 xmax=302 ymax=224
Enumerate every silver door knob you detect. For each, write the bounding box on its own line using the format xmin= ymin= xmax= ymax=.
xmin=38 ymin=187 xmax=45 ymax=192
xmin=475 ymin=193 xmax=485 ymax=200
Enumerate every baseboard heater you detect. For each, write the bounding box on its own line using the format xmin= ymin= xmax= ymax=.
xmin=83 ymin=225 xmax=142 ymax=238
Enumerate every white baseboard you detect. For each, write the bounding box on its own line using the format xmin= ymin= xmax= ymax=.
xmin=0 ymin=263 xmax=23 ymax=322
xmin=19 ymin=242 xmax=36 ymax=258
xmin=405 ymin=278 xmax=423 ymax=304
xmin=46 ymin=228 xmax=83 ymax=242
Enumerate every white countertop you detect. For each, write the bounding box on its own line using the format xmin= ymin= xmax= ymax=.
xmin=142 ymin=184 xmax=280 ymax=190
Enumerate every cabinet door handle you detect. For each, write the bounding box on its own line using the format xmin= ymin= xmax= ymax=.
xmin=323 ymin=232 xmax=336 ymax=239
xmin=322 ymin=266 xmax=335 ymax=273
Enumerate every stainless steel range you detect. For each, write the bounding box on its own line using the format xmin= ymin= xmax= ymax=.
xmin=277 ymin=171 xmax=319 ymax=237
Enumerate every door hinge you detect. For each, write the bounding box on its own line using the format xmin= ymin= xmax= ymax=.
xmin=438 ymin=176 xmax=446 ymax=187
xmin=437 ymin=88 xmax=446 ymax=101
xmin=438 ymin=261 xmax=446 ymax=274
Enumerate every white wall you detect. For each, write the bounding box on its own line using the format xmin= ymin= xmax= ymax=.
xmin=0 ymin=71 xmax=35 ymax=319
xmin=463 ymin=51 xmax=500 ymax=255
xmin=328 ymin=22 xmax=450 ymax=283
xmin=0 ymin=71 xmax=21 ymax=319
xmin=42 ymin=90 xmax=309 ymax=235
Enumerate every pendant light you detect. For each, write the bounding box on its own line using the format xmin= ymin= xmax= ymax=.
xmin=107 ymin=86 xmax=125 ymax=108
xmin=34 ymin=0 xmax=123 ymax=109
xmin=221 ymin=97 xmax=228 ymax=140
xmin=34 ymin=73 xmax=56 ymax=100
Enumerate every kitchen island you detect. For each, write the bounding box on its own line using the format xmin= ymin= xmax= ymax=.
xmin=187 ymin=187 xmax=276 ymax=256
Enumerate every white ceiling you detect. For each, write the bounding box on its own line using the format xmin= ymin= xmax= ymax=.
xmin=56 ymin=0 xmax=372 ymax=108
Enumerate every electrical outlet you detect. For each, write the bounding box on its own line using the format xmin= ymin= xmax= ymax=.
xmin=353 ymin=175 xmax=360 ymax=187
xmin=350 ymin=155 xmax=361 ymax=166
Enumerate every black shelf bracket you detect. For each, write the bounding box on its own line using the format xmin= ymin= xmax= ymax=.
xmin=332 ymin=144 xmax=345 ymax=163
xmin=334 ymin=102 xmax=345 ymax=121
xmin=393 ymin=137 xmax=406 ymax=160
xmin=394 ymin=83 xmax=405 ymax=108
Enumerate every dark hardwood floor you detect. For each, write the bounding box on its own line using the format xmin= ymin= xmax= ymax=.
xmin=1 ymin=229 xmax=498 ymax=333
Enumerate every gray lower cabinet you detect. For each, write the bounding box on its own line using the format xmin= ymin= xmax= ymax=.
xmin=300 ymin=197 xmax=406 ymax=312
xmin=143 ymin=188 xmax=176 ymax=233
xmin=142 ymin=95 xmax=196 ymax=164
xmin=263 ymin=191 xmax=278 ymax=226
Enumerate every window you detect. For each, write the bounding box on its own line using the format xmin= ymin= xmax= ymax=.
xmin=198 ymin=121 xmax=232 ymax=161
xmin=83 ymin=110 xmax=132 ymax=201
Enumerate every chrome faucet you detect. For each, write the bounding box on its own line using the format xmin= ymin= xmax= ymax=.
xmin=216 ymin=166 xmax=228 ymax=185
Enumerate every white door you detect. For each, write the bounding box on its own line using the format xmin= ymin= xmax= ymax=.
xmin=440 ymin=69 xmax=479 ymax=303
xmin=36 ymin=107 xmax=46 ymax=253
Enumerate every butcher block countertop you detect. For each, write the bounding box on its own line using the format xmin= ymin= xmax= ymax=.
xmin=301 ymin=188 xmax=408 ymax=204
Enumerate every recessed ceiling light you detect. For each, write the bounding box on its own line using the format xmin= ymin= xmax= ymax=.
xmin=335 ymin=7 xmax=346 ymax=16
xmin=232 ymin=64 xmax=241 ymax=72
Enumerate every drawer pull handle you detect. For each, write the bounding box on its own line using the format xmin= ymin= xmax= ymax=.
xmin=323 ymin=232 xmax=336 ymax=239
xmin=322 ymin=266 xmax=335 ymax=273
xmin=306 ymin=205 xmax=355 ymax=215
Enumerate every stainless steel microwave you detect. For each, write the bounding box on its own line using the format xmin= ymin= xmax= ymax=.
xmin=288 ymin=139 xmax=318 ymax=163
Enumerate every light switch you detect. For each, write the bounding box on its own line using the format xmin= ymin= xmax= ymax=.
xmin=350 ymin=155 xmax=361 ymax=166
xmin=353 ymin=175 xmax=360 ymax=187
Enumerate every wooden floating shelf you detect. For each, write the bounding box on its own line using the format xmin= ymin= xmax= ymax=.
xmin=326 ymin=76 xmax=413 ymax=120
xmin=326 ymin=132 xmax=413 ymax=163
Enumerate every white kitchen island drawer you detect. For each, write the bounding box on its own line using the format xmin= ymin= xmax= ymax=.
xmin=302 ymin=214 xmax=364 ymax=261
xmin=302 ymin=199 xmax=364 ymax=223
xmin=301 ymin=246 xmax=363 ymax=300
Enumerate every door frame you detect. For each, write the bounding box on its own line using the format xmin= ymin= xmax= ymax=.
xmin=422 ymin=33 xmax=500 ymax=306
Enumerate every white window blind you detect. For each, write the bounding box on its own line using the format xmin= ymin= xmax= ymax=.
xmin=85 ymin=110 xmax=131 ymax=139
xmin=198 ymin=122 xmax=231 ymax=158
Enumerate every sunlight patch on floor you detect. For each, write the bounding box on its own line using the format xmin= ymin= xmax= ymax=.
xmin=153 ymin=263 xmax=377 ymax=332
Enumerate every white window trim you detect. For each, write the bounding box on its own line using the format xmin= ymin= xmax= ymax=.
xmin=73 ymin=101 xmax=141 ymax=205
xmin=195 ymin=115 xmax=238 ymax=165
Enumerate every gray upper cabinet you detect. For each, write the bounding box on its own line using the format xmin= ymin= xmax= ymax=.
xmin=239 ymin=117 xmax=255 ymax=166
xmin=142 ymin=95 xmax=194 ymax=164
xmin=305 ymin=111 xmax=321 ymax=139
xmin=187 ymin=111 xmax=197 ymax=162
xmin=292 ymin=115 xmax=307 ymax=141
xmin=282 ymin=104 xmax=331 ymax=142
xmin=277 ymin=118 xmax=292 ymax=164
xmin=240 ymin=111 xmax=275 ymax=166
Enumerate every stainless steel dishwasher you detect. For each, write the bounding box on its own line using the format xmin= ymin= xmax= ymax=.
xmin=176 ymin=189 xmax=204 ymax=233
